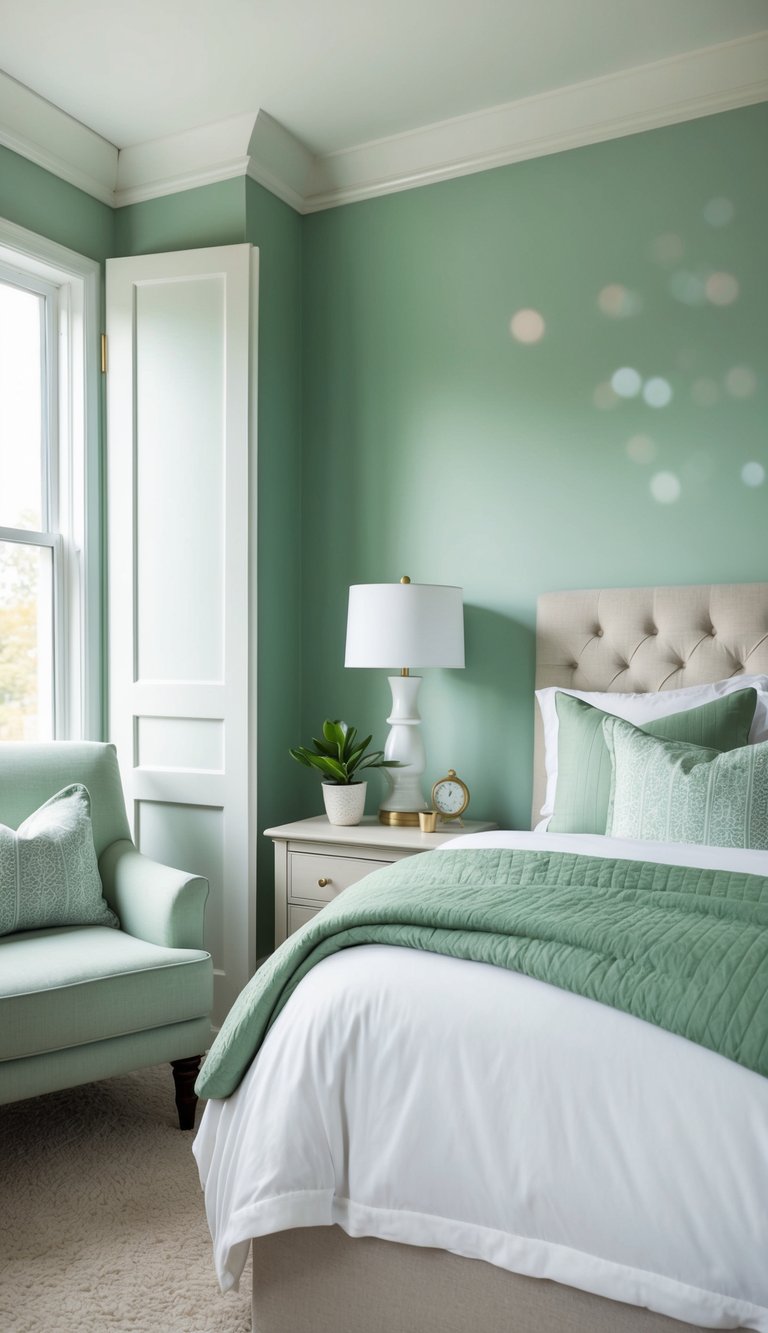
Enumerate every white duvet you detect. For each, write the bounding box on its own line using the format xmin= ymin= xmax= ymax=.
xmin=194 ymin=831 xmax=768 ymax=1330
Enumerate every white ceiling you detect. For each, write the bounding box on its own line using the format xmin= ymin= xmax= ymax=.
xmin=3 ymin=0 xmax=768 ymax=154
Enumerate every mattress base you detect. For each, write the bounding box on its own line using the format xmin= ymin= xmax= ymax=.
xmin=252 ymin=1227 xmax=739 ymax=1333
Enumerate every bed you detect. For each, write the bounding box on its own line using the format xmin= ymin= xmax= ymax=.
xmin=194 ymin=582 xmax=768 ymax=1333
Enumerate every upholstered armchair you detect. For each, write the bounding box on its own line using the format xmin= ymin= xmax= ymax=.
xmin=0 ymin=742 xmax=212 ymax=1128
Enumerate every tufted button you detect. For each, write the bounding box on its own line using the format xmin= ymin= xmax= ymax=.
xmin=594 ymin=627 xmax=603 ymax=638
xmin=677 ymin=660 xmax=687 ymax=670
xmin=649 ymin=626 xmax=659 ymax=636
xmin=709 ymin=627 xmax=717 ymax=637
xmin=734 ymin=663 xmax=744 ymax=672
xmin=570 ymin=661 xmax=579 ymax=671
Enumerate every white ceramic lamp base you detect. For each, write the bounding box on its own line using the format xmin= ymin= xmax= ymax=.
xmin=379 ymin=675 xmax=430 ymax=826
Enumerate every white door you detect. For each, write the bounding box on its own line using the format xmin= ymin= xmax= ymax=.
xmin=106 ymin=243 xmax=257 ymax=1023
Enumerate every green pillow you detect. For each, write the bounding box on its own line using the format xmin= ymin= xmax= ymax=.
xmin=0 ymin=784 xmax=118 ymax=937
xmin=603 ymin=717 xmax=768 ymax=848
xmin=549 ymin=688 xmax=757 ymax=835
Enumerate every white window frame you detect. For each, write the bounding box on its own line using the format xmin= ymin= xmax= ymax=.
xmin=0 ymin=218 xmax=101 ymax=740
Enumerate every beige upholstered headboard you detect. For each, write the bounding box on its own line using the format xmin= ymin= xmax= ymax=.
xmin=532 ymin=583 xmax=768 ymax=826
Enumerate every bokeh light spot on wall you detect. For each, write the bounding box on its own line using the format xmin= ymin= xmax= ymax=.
xmin=742 ymin=462 xmax=766 ymax=488
xmin=509 ymin=309 xmax=546 ymax=343
xmin=597 ymin=285 xmax=642 ymax=318
xmin=593 ymin=381 xmax=620 ymax=410
xmin=650 ymin=233 xmax=684 ymax=265
xmin=668 ymin=271 xmax=707 ymax=306
xmin=703 ymin=197 xmax=735 ymax=228
xmin=726 ymin=366 xmax=757 ymax=399
xmin=691 ymin=379 xmax=720 ymax=407
xmin=650 ymin=472 xmax=681 ymax=504
xmin=626 ymin=435 xmax=657 ymax=464
xmin=705 ymin=272 xmax=739 ymax=306
xmin=611 ymin=367 xmax=642 ymax=398
xmin=643 ymin=377 xmax=673 ymax=408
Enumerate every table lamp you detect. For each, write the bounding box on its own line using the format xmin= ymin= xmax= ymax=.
xmin=344 ymin=576 xmax=465 ymax=825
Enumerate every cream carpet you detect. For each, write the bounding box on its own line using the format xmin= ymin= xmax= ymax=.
xmin=0 ymin=1066 xmax=251 ymax=1333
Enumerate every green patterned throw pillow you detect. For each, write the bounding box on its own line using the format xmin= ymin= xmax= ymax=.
xmin=0 ymin=784 xmax=118 ymax=936
xmin=603 ymin=717 xmax=768 ymax=849
xmin=550 ymin=688 xmax=757 ymax=835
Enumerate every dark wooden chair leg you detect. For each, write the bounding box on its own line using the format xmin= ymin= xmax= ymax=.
xmin=171 ymin=1056 xmax=202 ymax=1130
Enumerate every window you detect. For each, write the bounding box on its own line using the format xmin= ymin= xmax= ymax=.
xmin=0 ymin=221 xmax=100 ymax=741
xmin=0 ymin=272 xmax=57 ymax=740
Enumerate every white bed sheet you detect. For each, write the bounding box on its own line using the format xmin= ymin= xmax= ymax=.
xmin=194 ymin=831 xmax=768 ymax=1330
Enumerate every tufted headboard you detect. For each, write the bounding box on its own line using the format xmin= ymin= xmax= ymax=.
xmin=532 ymin=583 xmax=768 ymax=826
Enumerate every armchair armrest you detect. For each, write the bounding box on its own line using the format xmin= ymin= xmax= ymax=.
xmin=99 ymin=839 xmax=209 ymax=950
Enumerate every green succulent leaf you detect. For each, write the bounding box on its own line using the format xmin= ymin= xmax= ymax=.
xmin=289 ymin=747 xmax=314 ymax=767
xmin=291 ymin=719 xmax=397 ymax=783
xmin=311 ymin=736 xmax=337 ymax=757
xmin=346 ymin=743 xmax=369 ymax=770
xmin=342 ymin=725 xmax=357 ymax=760
xmin=310 ymin=755 xmax=348 ymax=782
xmin=322 ymin=720 xmax=346 ymax=752
xmin=356 ymin=752 xmax=394 ymax=771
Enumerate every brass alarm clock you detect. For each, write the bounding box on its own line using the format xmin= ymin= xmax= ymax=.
xmin=431 ymin=769 xmax=470 ymax=821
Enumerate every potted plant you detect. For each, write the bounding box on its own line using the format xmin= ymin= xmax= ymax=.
xmin=290 ymin=720 xmax=401 ymax=826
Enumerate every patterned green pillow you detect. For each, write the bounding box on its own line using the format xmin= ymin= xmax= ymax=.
xmin=0 ymin=784 xmax=118 ymax=936
xmin=603 ymin=717 xmax=768 ymax=849
xmin=550 ymin=688 xmax=757 ymax=835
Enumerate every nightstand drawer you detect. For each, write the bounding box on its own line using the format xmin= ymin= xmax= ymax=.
xmin=288 ymin=904 xmax=320 ymax=934
xmin=267 ymin=816 xmax=497 ymax=949
xmin=289 ymin=851 xmax=390 ymax=905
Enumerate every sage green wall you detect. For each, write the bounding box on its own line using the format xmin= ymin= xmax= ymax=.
xmin=0 ymin=143 xmax=114 ymax=261
xmin=115 ymin=177 xmax=304 ymax=949
xmin=113 ymin=178 xmax=246 ymax=255
xmin=3 ymin=100 xmax=767 ymax=932
xmin=301 ymin=103 xmax=768 ymax=830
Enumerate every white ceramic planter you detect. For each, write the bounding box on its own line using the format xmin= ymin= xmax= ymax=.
xmin=322 ymin=781 xmax=367 ymax=827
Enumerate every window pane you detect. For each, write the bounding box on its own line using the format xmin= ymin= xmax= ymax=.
xmin=0 ymin=539 xmax=54 ymax=741
xmin=0 ymin=282 xmax=44 ymax=530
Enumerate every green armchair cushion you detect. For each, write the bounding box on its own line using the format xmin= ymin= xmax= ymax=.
xmin=0 ymin=924 xmax=212 ymax=1060
xmin=0 ymin=741 xmax=213 ymax=1112
xmin=0 ymin=784 xmax=117 ymax=937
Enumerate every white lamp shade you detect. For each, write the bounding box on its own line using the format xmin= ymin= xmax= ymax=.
xmin=345 ymin=582 xmax=465 ymax=669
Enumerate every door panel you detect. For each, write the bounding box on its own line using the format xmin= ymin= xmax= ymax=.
xmin=106 ymin=243 xmax=257 ymax=1022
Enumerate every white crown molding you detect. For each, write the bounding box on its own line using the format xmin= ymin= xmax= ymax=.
xmin=302 ymin=30 xmax=768 ymax=211
xmin=0 ymin=32 xmax=766 ymax=215
xmin=114 ymin=111 xmax=256 ymax=206
xmin=114 ymin=157 xmax=253 ymax=208
xmin=0 ymin=69 xmax=117 ymax=205
xmin=113 ymin=109 xmax=314 ymax=210
xmin=245 ymin=111 xmax=315 ymax=213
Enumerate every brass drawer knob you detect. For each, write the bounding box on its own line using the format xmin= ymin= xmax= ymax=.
xmin=317 ymin=877 xmax=331 ymax=888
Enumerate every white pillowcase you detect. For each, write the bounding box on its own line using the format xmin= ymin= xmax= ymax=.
xmin=535 ymin=675 xmax=768 ymax=829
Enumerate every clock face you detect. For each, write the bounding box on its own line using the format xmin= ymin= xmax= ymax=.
xmin=434 ymin=780 xmax=467 ymax=816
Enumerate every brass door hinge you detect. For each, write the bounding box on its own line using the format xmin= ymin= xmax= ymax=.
xmin=101 ymin=333 xmax=108 ymax=374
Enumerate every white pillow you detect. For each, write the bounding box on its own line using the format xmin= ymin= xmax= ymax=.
xmin=535 ymin=675 xmax=768 ymax=829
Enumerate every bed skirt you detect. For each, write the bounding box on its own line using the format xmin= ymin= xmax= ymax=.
xmin=251 ymin=1227 xmax=741 ymax=1333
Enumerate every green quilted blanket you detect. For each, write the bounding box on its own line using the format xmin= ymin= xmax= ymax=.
xmin=196 ymin=847 xmax=768 ymax=1099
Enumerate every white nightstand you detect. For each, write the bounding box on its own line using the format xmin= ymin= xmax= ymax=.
xmin=265 ymin=815 xmax=497 ymax=947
